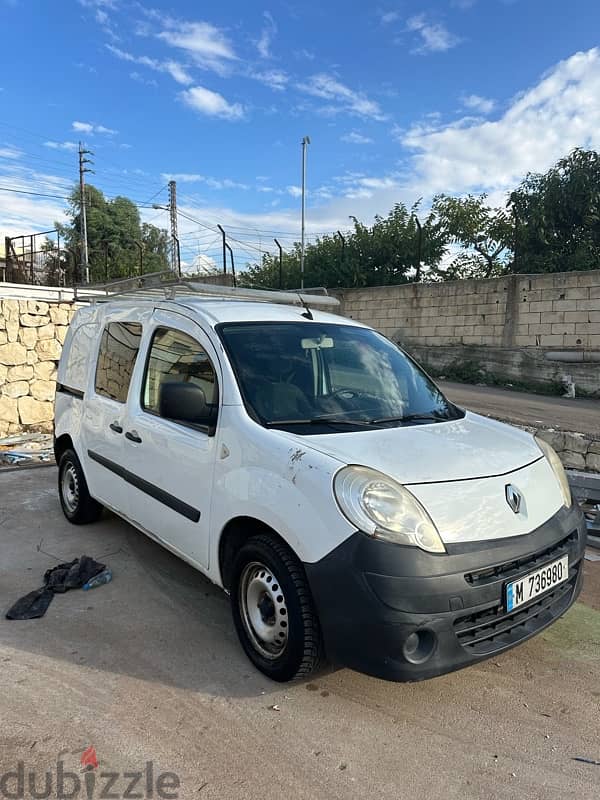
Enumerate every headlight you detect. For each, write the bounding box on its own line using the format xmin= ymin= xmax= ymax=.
xmin=333 ymin=465 xmax=446 ymax=553
xmin=535 ymin=436 xmax=572 ymax=508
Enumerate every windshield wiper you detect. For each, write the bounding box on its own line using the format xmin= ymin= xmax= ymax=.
xmin=370 ymin=412 xmax=451 ymax=425
xmin=265 ymin=417 xmax=380 ymax=428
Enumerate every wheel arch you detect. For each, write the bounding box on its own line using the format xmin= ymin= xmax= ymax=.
xmin=218 ymin=516 xmax=296 ymax=592
xmin=54 ymin=432 xmax=75 ymax=464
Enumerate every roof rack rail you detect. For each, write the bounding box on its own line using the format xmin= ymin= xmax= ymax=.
xmin=73 ymin=271 xmax=340 ymax=309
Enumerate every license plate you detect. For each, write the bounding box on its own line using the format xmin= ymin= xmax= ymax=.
xmin=506 ymin=555 xmax=569 ymax=612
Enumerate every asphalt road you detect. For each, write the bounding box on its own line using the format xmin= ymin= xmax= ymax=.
xmin=1 ymin=468 xmax=599 ymax=800
xmin=439 ymin=381 xmax=600 ymax=436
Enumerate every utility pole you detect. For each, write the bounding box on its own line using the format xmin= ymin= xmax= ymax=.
xmin=78 ymin=142 xmax=94 ymax=283
xmin=168 ymin=180 xmax=179 ymax=274
xmin=300 ymin=135 xmax=310 ymax=289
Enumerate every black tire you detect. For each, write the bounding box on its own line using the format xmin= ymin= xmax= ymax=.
xmin=231 ymin=534 xmax=324 ymax=682
xmin=58 ymin=448 xmax=103 ymax=525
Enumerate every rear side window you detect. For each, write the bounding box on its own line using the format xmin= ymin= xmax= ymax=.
xmin=95 ymin=322 xmax=142 ymax=403
xmin=142 ymin=327 xmax=218 ymax=415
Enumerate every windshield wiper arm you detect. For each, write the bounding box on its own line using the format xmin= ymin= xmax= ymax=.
xmin=370 ymin=412 xmax=450 ymax=424
xmin=265 ymin=417 xmax=380 ymax=428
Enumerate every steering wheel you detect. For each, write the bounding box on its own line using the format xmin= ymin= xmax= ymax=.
xmin=331 ymin=387 xmax=365 ymax=401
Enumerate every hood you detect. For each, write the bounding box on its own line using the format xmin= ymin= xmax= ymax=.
xmin=294 ymin=411 xmax=543 ymax=485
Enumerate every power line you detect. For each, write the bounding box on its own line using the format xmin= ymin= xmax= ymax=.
xmin=0 ymin=185 xmax=70 ymax=200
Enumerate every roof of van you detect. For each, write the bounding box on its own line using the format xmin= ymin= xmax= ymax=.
xmin=83 ymin=297 xmax=368 ymax=329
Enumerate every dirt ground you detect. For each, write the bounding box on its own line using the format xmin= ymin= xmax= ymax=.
xmin=1 ymin=467 xmax=599 ymax=800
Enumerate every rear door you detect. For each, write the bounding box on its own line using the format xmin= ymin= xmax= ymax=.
xmin=81 ymin=317 xmax=143 ymax=513
xmin=119 ymin=309 xmax=220 ymax=570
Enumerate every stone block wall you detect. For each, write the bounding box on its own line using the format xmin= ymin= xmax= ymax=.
xmin=336 ymin=270 xmax=600 ymax=348
xmin=334 ymin=270 xmax=600 ymax=396
xmin=0 ymin=298 xmax=75 ymax=436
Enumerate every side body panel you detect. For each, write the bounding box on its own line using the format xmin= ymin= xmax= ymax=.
xmin=208 ymin=406 xmax=356 ymax=580
xmin=118 ymin=309 xmax=221 ymax=570
xmin=78 ymin=306 xmax=145 ymax=512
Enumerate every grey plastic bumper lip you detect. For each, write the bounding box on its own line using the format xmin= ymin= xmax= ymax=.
xmin=304 ymin=503 xmax=587 ymax=682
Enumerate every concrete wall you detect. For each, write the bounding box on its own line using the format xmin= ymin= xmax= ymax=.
xmin=335 ymin=270 xmax=600 ymax=395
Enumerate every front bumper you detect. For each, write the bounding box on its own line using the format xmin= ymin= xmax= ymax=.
xmin=305 ymin=503 xmax=586 ymax=682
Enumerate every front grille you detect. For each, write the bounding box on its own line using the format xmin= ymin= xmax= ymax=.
xmin=454 ymin=564 xmax=580 ymax=655
xmin=464 ymin=531 xmax=577 ymax=587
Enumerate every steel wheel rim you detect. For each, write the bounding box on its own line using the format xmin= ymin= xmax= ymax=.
xmin=239 ymin=561 xmax=289 ymax=660
xmin=61 ymin=462 xmax=79 ymax=514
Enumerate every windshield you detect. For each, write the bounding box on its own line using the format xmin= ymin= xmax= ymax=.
xmin=218 ymin=322 xmax=463 ymax=434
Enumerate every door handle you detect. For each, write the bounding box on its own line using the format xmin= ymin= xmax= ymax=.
xmin=109 ymin=422 xmax=123 ymax=434
xmin=125 ymin=430 xmax=142 ymax=443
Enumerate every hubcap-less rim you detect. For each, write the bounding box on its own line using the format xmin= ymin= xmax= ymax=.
xmin=239 ymin=561 xmax=289 ymax=660
xmin=61 ymin=462 xmax=79 ymax=514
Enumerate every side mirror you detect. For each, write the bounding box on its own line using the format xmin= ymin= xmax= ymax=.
xmin=158 ymin=381 xmax=216 ymax=432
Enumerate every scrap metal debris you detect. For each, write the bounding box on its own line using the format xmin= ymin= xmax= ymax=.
xmin=0 ymin=433 xmax=54 ymax=467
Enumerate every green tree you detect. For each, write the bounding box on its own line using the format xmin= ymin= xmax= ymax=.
xmin=431 ymin=193 xmax=513 ymax=280
xmin=509 ymin=148 xmax=600 ymax=273
xmin=56 ymin=184 xmax=169 ymax=282
xmin=141 ymin=223 xmax=169 ymax=274
xmin=241 ymin=202 xmax=448 ymax=289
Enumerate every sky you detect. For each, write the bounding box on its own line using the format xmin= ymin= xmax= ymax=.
xmin=1 ymin=0 xmax=600 ymax=269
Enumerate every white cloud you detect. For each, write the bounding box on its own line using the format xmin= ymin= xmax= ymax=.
xmin=180 ymin=86 xmax=244 ymax=120
xmin=297 ymin=74 xmax=386 ymax=120
xmin=106 ymin=45 xmax=193 ymax=85
xmin=72 ymin=121 xmax=118 ymax=135
xmin=72 ymin=121 xmax=93 ymax=134
xmin=165 ymin=61 xmax=193 ymax=85
xmin=157 ymin=20 xmax=237 ymax=75
xmin=286 ymin=185 xmax=302 ymax=197
xmin=461 ymin=94 xmax=495 ymax=114
xmin=406 ymin=15 xmax=461 ymax=54
xmin=249 ymin=69 xmax=289 ymax=91
xmin=256 ymin=11 xmax=276 ymax=59
xmin=379 ymin=10 xmax=400 ymax=24
xmin=77 ymin=0 xmax=117 ymax=7
xmin=341 ymin=131 xmax=374 ymax=144
xmin=205 ymin=177 xmax=249 ymax=190
xmin=161 ymin=173 xmax=204 ymax=183
xmin=130 ymin=71 xmax=158 ymax=87
xmin=44 ymin=141 xmax=78 ymax=151
xmin=0 ymin=146 xmax=22 ymax=159
xmin=78 ymin=0 xmax=119 ymax=40
xmin=0 ymin=164 xmax=70 ymax=238
xmin=401 ymin=48 xmax=600 ymax=196
xmin=161 ymin=172 xmax=248 ymax=190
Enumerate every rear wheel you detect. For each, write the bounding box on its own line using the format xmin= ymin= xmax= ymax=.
xmin=231 ymin=534 xmax=324 ymax=682
xmin=58 ymin=448 xmax=103 ymax=525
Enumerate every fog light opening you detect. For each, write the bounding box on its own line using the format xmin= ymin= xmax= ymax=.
xmin=402 ymin=629 xmax=437 ymax=664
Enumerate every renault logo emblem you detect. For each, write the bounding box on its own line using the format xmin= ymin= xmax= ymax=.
xmin=505 ymin=484 xmax=522 ymax=514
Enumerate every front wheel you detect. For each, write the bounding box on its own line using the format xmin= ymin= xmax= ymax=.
xmin=231 ymin=534 xmax=324 ymax=682
xmin=58 ymin=448 xmax=103 ymax=525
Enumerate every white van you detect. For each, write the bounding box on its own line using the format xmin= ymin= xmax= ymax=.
xmin=54 ymin=282 xmax=586 ymax=682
